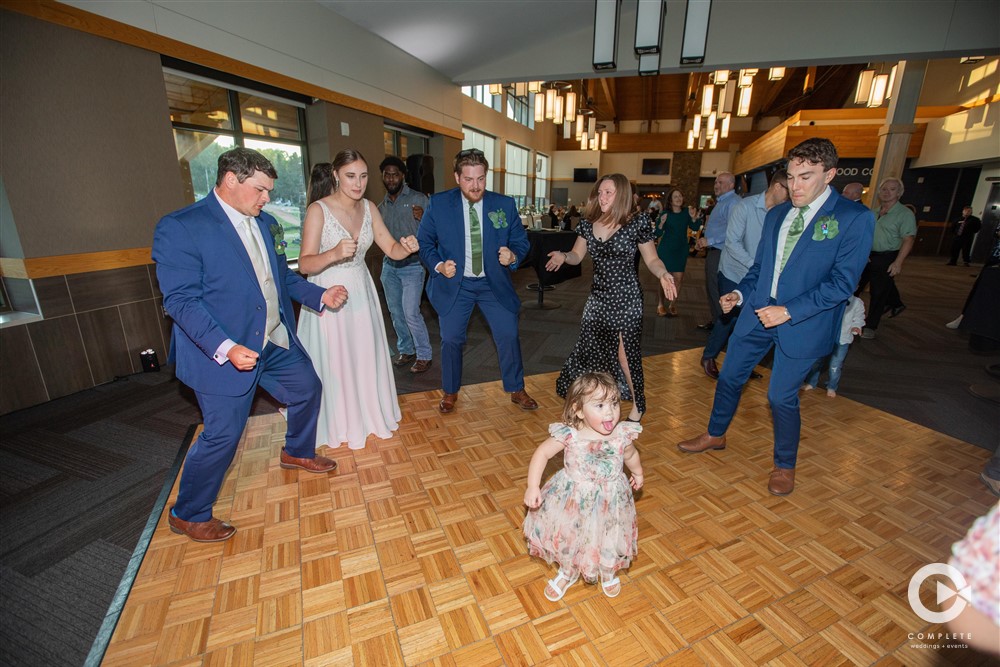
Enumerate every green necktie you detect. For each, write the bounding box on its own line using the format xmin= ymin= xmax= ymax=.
xmin=469 ymin=202 xmax=483 ymax=275
xmin=780 ymin=205 xmax=808 ymax=271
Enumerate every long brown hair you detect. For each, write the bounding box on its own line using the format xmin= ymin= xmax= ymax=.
xmin=562 ymin=372 xmax=620 ymax=428
xmin=664 ymin=187 xmax=685 ymax=213
xmin=583 ymin=173 xmax=633 ymax=228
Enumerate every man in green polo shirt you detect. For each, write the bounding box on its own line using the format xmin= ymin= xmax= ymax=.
xmin=860 ymin=177 xmax=916 ymax=339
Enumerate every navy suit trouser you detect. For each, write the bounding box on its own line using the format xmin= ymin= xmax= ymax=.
xmin=438 ymin=277 xmax=524 ymax=395
xmin=703 ymin=272 xmax=741 ymax=361
xmin=175 ymin=341 xmax=321 ymax=522
xmin=707 ymin=317 xmax=822 ymax=469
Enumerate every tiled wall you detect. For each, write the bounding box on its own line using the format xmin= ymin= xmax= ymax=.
xmin=0 ymin=264 xmax=169 ymax=415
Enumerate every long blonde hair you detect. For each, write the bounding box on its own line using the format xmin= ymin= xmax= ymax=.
xmin=583 ymin=174 xmax=633 ymax=228
xmin=562 ymin=372 xmax=620 ymax=428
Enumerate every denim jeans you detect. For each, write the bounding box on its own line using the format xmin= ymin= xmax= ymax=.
xmin=806 ymin=342 xmax=850 ymax=392
xmin=380 ymin=260 xmax=432 ymax=360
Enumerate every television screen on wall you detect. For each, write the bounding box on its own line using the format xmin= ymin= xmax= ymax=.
xmin=573 ymin=168 xmax=598 ymax=182
xmin=641 ymin=158 xmax=671 ymax=175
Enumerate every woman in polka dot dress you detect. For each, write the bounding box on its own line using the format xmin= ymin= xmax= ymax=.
xmin=546 ymin=174 xmax=677 ymax=422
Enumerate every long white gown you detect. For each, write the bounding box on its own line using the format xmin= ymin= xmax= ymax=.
xmin=298 ymin=199 xmax=401 ymax=449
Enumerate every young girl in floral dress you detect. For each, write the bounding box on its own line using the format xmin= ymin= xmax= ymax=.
xmin=523 ymin=372 xmax=644 ymax=601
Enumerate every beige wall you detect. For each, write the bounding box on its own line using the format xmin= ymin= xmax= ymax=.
xmin=0 ymin=10 xmax=184 ymax=257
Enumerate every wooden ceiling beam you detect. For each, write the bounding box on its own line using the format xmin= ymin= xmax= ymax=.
xmin=600 ymin=77 xmax=617 ymax=123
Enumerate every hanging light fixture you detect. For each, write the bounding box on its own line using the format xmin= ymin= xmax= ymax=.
xmin=565 ymin=91 xmax=578 ymax=122
xmin=563 ymin=121 xmax=572 ymax=139
xmin=601 ymin=130 xmax=609 ymax=150
xmin=588 ymin=116 xmax=597 ymax=137
xmin=514 ymin=82 xmax=527 ymax=97
xmin=593 ymin=0 xmax=621 ymax=70
xmin=737 ymin=85 xmax=752 ymax=116
xmin=768 ymin=67 xmax=785 ymax=81
xmin=855 ymin=66 xmax=875 ymax=104
xmin=885 ymin=64 xmax=898 ymax=100
xmin=545 ymin=87 xmax=556 ymax=119
xmin=709 ymin=130 xmax=719 ymax=150
xmin=700 ymin=84 xmax=714 ymax=116
xmin=534 ymin=97 xmax=545 ymax=122
xmin=867 ymin=73 xmax=889 ymax=107
xmin=712 ymin=69 xmax=729 ymax=84
xmin=680 ymin=0 xmax=713 ymax=65
xmin=720 ymin=113 xmax=730 ymax=138
xmin=489 ymin=83 xmax=503 ymax=96
xmin=580 ymin=131 xmax=589 ymax=149
xmin=738 ymin=68 xmax=755 ymax=87
xmin=707 ymin=111 xmax=717 ymax=135
xmin=687 ymin=129 xmax=695 ymax=149
xmin=719 ymin=79 xmax=735 ymax=113
xmin=528 ymin=80 xmax=543 ymax=94
xmin=575 ymin=115 xmax=584 ymax=139
xmin=553 ymin=95 xmax=565 ymax=124
xmin=692 ymin=113 xmax=702 ymax=138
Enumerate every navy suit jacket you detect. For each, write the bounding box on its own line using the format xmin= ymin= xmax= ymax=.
xmin=734 ymin=189 xmax=874 ymax=358
xmin=417 ymin=188 xmax=530 ymax=314
xmin=152 ymin=194 xmax=325 ymax=397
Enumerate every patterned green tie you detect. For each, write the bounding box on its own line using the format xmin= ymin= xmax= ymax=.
xmin=469 ymin=202 xmax=483 ymax=275
xmin=780 ymin=205 xmax=808 ymax=271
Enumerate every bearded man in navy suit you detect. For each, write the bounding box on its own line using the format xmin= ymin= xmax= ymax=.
xmin=417 ymin=149 xmax=538 ymax=413
xmin=153 ymin=148 xmax=348 ymax=542
xmin=678 ymin=138 xmax=874 ymax=496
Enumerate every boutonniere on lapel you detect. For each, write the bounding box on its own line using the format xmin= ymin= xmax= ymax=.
xmin=487 ymin=209 xmax=508 ymax=229
xmin=811 ymin=215 xmax=839 ymax=241
xmin=269 ymin=223 xmax=288 ymax=255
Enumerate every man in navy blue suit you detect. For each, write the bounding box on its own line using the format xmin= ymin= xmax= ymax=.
xmin=153 ymin=148 xmax=348 ymax=542
xmin=678 ymin=139 xmax=874 ymax=496
xmin=417 ymin=149 xmax=537 ymax=414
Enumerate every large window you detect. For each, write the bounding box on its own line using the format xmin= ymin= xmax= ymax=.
xmin=462 ymin=85 xmax=503 ymax=113
xmin=506 ymin=94 xmax=535 ymax=129
xmin=505 ymin=143 xmax=530 ymax=207
xmin=384 ymin=125 xmax=429 ymax=159
xmin=534 ymin=153 xmax=550 ymax=207
xmin=462 ymin=127 xmax=497 ymax=191
xmin=163 ymin=68 xmax=309 ymax=260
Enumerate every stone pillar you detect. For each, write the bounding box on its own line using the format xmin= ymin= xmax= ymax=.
xmin=866 ymin=60 xmax=926 ymax=207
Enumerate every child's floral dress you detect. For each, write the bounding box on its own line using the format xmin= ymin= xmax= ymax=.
xmin=523 ymin=422 xmax=640 ymax=583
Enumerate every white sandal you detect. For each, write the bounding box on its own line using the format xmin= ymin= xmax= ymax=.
xmin=544 ymin=570 xmax=579 ymax=602
xmin=601 ymin=575 xmax=621 ymax=598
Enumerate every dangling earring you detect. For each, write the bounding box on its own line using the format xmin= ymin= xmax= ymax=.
xmin=334 ymin=177 xmax=340 ymax=190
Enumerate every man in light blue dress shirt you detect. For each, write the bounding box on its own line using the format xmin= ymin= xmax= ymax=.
xmin=696 ymin=173 xmax=740 ymax=329
xmin=701 ymin=169 xmax=788 ymax=379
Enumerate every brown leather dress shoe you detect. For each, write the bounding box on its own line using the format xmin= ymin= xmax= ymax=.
xmin=701 ymin=358 xmax=720 ymax=380
xmin=677 ymin=432 xmax=727 ymax=453
xmin=439 ymin=392 xmax=458 ymax=413
xmin=393 ymin=353 xmax=416 ymax=367
xmin=168 ymin=508 xmax=236 ymax=542
xmin=767 ymin=467 xmax=795 ymax=495
xmin=510 ymin=389 xmax=539 ymax=410
xmin=280 ymin=448 xmax=337 ymax=473
xmin=410 ymin=359 xmax=432 ymax=374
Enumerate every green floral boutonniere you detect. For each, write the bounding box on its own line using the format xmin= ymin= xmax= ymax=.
xmin=812 ymin=215 xmax=839 ymax=241
xmin=487 ymin=209 xmax=508 ymax=229
xmin=269 ymin=223 xmax=288 ymax=255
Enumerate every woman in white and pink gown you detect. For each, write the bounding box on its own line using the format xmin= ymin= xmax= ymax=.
xmin=297 ymin=149 xmax=419 ymax=449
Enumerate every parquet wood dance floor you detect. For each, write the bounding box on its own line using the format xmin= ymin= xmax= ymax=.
xmin=102 ymin=349 xmax=996 ymax=666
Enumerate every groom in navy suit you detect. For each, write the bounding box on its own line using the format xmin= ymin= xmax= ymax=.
xmin=678 ymin=138 xmax=874 ymax=495
xmin=153 ymin=148 xmax=348 ymax=542
xmin=417 ymin=148 xmax=538 ymax=413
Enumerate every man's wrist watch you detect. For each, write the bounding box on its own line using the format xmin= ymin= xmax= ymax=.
xmin=783 ymin=308 xmax=791 ymax=320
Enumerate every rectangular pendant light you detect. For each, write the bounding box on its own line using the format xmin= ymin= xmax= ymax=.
xmin=514 ymin=82 xmax=528 ymax=97
xmin=593 ymin=0 xmax=621 ymax=70
xmin=737 ymin=85 xmax=752 ymax=116
xmin=576 ymin=115 xmax=585 ymax=139
xmin=553 ymin=95 xmax=565 ymax=124
xmin=855 ymin=68 xmax=875 ymax=104
xmin=545 ymin=88 xmax=556 ymax=119
xmin=709 ymin=129 xmax=718 ymax=150
xmin=534 ymin=95 xmax=545 ymax=122
xmin=719 ymin=79 xmax=736 ymax=113
xmin=638 ymin=51 xmax=661 ymax=76
xmin=687 ymin=129 xmax=695 ymax=149
xmin=680 ymin=0 xmax=712 ymax=65
xmin=589 ymin=117 xmax=597 ymax=136
xmin=712 ymin=69 xmax=729 ymax=84
xmin=769 ymin=67 xmax=785 ymax=81
xmin=692 ymin=113 xmax=702 ymax=138
xmin=720 ymin=113 xmax=730 ymax=138
xmin=581 ymin=131 xmax=589 ymax=150
xmin=886 ymin=64 xmax=897 ymax=100
xmin=867 ymin=73 xmax=889 ymax=107
xmin=634 ymin=0 xmax=664 ymax=54
xmin=707 ymin=111 xmax=717 ymax=135
xmin=489 ymin=83 xmax=502 ymax=96
xmin=528 ymin=81 xmax=542 ymax=94
xmin=601 ymin=130 xmax=609 ymax=150
xmin=563 ymin=121 xmax=572 ymax=139
xmin=700 ymin=84 xmax=714 ymax=117
xmin=565 ymin=92 xmax=578 ymax=122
